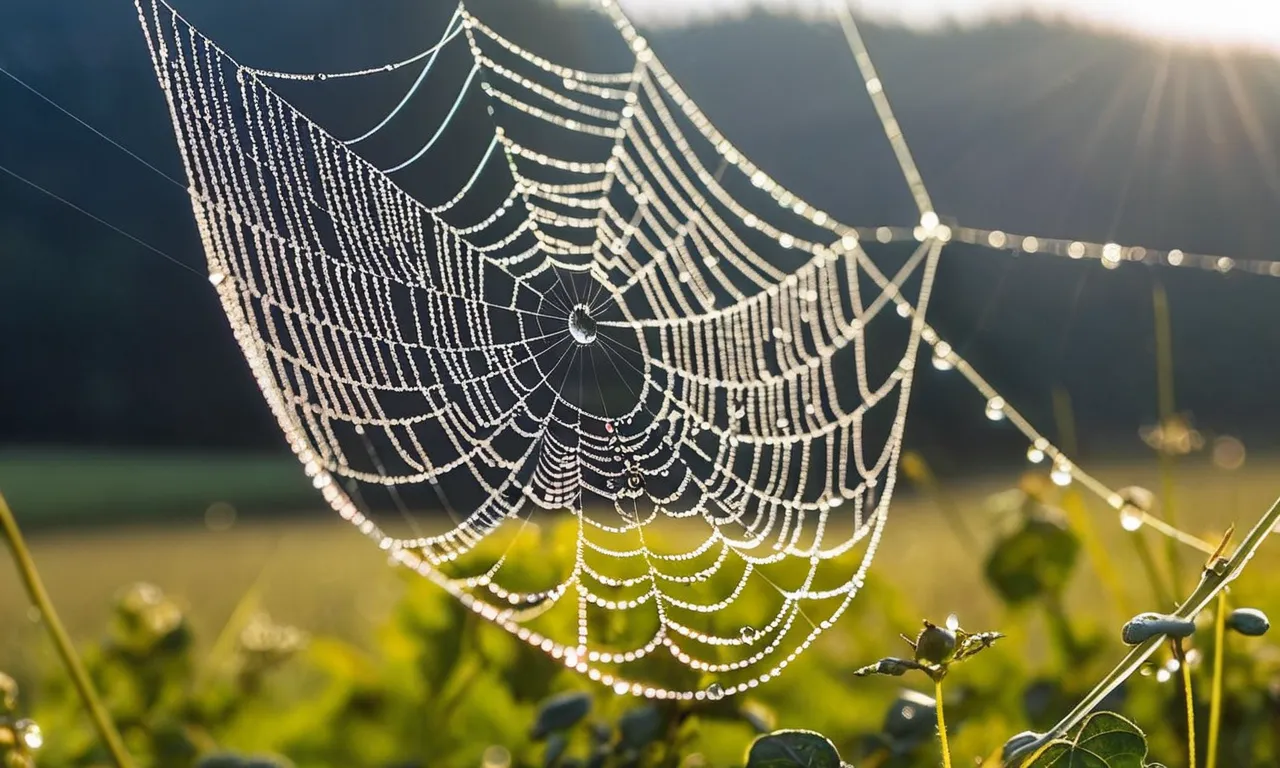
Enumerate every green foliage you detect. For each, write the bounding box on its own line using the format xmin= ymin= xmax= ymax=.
xmin=12 ymin=475 xmax=1280 ymax=767
xmin=984 ymin=506 xmax=1080 ymax=606
xmin=1025 ymin=712 xmax=1161 ymax=768
xmin=743 ymin=730 xmax=842 ymax=768
xmin=531 ymin=692 xmax=592 ymax=739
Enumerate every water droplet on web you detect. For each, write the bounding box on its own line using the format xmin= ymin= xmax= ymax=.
xmin=1050 ymin=460 xmax=1073 ymax=487
xmin=1119 ymin=507 xmax=1144 ymax=532
xmin=604 ymin=421 xmax=615 ymax=434
xmin=568 ymin=304 xmax=597 ymax=344
xmin=705 ymin=682 xmax=725 ymax=701
xmin=984 ymin=397 xmax=1006 ymax=421
xmin=209 ymin=271 xmax=226 ymax=286
xmin=740 ymin=626 xmax=759 ymax=643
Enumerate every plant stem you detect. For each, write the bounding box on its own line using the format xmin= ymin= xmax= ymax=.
xmin=935 ymin=677 xmax=952 ymax=768
xmin=0 ymin=490 xmax=136 ymax=768
xmin=1206 ymin=592 xmax=1226 ymax=768
xmin=1129 ymin=527 xmax=1174 ymax=609
xmin=1006 ymin=493 xmax=1280 ymax=765
xmin=1180 ymin=644 xmax=1196 ymax=768
xmin=1152 ymin=281 xmax=1185 ymax=591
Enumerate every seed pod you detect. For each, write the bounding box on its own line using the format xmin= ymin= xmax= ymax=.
xmin=1002 ymin=731 xmax=1045 ymax=762
xmin=1121 ymin=612 xmax=1196 ymax=645
xmin=1225 ymin=607 xmax=1270 ymax=637
xmin=853 ymin=657 xmax=920 ymax=677
xmin=913 ymin=621 xmax=957 ymax=665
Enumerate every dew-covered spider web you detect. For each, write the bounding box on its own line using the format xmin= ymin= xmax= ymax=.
xmin=135 ymin=0 xmax=1277 ymax=699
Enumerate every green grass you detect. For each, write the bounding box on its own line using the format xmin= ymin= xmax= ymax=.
xmin=0 ymin=450 xmax=313 ymax=527
xmin=2 ymin=453 xmax=1272 ymax=657
xmin=1 ymin=451 xmax=1277 ymax=767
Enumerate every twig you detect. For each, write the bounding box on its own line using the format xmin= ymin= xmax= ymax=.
xmin=1205 ymin=592 xmax=1227 ymax=768
xmin=0 ymin=490 xmax=136 ymax=768
xmin=1006 ymin=493 xmax=1280 ymax=765
xmin=1177 ymin=640 xmax=1196 ymax=768
xmin=935 ymin=677 xmax=952 ymax=768
xmin=1152 ymin=282 xmax=1185 ymax=590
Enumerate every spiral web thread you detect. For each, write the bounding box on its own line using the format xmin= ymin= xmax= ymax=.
xmin=136 ymin=0 xmax=1264 ymax=698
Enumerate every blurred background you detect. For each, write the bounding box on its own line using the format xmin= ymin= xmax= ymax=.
xmin=0 ymin=1 xmax=1278 ymax=765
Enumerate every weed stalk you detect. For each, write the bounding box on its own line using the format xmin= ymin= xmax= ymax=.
xmin=1152 ymin=282 xmax=1184 ymax=590
xmin=0 ymin=490 xmax=136 ymax=768
xmin=1174 ymin=639 xmax=1196 ymax=768
xmin=935 ymin=677 xmax=952 ymax=768
xmin=1205 ymin=592 xmax=1226 ymax=768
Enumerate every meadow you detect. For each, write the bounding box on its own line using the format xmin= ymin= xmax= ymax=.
xmin=2 ymin=449 xmax=1276 ymax=767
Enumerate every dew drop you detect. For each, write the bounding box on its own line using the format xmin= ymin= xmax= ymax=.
xmin=984 ymin=397 xmax=1006 ymax=421
xmin=1119 ymin=507 xmax=1144 ymax=532
xmin=18 ymin=721 xmax=42 ymax=750
xmin=568 ymin=304 xmax=597 ymax=345
xmin=1050 ymin=461 xmax=1073 ymax=487
xmin=705 ymin=682 xmax=725 ymax=701
xmin=740 ymin=626 xmax=759 ymax=643
xmin=1026 ymin=446 xmax=1045 ymax=464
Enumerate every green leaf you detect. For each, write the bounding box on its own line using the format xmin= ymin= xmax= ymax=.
xmin=1026 ymin=712 xmax=1149 ymax=768
xmin=744 ymin=729 xmax=842 ymax=768
xmin=984 ymin=514 xmax=1080 ymax=605
xmin=1030 ymin=742 xmax=1108 ymax=767
xmin=617 ymin=704 xmax=663 ymax=751
xmin=531 ymin=691 xmax=592 ymax=739
xmin=542 ymin=732 xmax=569 ymax=767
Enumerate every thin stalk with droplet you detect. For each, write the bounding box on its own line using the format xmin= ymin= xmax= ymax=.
xmin=1178 ymin=640 xmax=1196 ymax=768
xmin=0 ymin=490 xmax=136 ymax=768
xmin=1152 ymin=281 xmax=1184 ymax=590
xmin=1205 ymin=592 xmax=1227 ymax=768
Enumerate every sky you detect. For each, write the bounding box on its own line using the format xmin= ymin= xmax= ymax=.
xmin=612 ymin=0 xmax=1280 ymax=51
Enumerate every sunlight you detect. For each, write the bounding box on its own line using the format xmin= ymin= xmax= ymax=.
xmin=613 ymin=0 xmax=1280 ymax=52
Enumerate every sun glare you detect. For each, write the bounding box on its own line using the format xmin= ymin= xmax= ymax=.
xmin=613 ymin=0 xmax=1280 ymax=52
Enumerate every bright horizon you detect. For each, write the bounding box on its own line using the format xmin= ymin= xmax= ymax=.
xmin=610 ymin=0 xmax=1280 ymax=52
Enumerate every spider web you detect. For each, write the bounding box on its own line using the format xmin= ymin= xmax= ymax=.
xmin=135 ymin=0 xmax=1270 ymax=699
